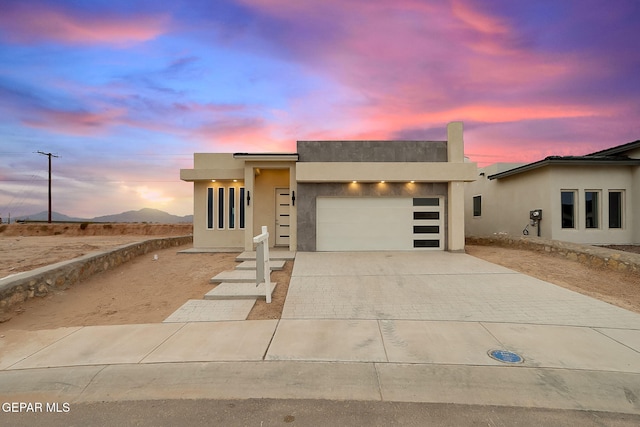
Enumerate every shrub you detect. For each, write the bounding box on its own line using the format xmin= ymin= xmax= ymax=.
xmin=80 ymin=222 xmax=89 ymax=230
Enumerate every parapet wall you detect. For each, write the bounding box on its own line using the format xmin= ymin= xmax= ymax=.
xmin=0 ymin=235 xmax=192 ymax=316
xmin=466 ymin=235 xmax=640 ymax=274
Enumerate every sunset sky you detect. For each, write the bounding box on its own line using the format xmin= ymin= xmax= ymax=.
xmin=1 ymin=0 xmax=639 ymax=218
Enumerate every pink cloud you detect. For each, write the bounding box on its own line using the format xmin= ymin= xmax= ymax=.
xmin=23 ymin=108 xmax=126 ymax=136
xmin=0 ymin=3 xmax=169 ymax=46
xmin=237 ymin=1 xmax=574 ymax=131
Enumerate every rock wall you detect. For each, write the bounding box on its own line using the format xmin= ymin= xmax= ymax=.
xmin=0 ymin=223 xmax=192 ymax=237
xmin=0 ymin=235 xmax=192 ymax=316
xmin=466 ymin=235 xmax=640 ymax=274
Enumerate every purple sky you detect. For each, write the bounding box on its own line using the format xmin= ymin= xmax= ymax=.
xmin=1 ymin=0 xmax=639 ymax=218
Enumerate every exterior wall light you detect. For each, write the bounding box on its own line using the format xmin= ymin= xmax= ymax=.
xmin=380 ymin=180 xmax=385 ymax=184
xmin=211 ymin=180 xmax=216 ymax=182
xmin=410 ymin=180 xmax=415 ymax=183
xmin=352 ymin=180 xmax=357 ymax=184
xmin=233 ymin=179 xmax=238 ymax=182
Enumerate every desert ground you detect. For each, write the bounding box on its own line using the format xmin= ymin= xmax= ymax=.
xmin=0 ymin=223 xmax=638 ymax=332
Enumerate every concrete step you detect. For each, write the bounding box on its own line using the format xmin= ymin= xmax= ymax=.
xmin=236 ymin=251 xmax=296 ymax=262
xmin=204 ymin=282 xmax=277 ymax=300
xmin=235 ymin=260 xmax=286 ymax=271
xmin=210 ymin=270 xmax=271 ymax=283
xmin=163 ymin=299 xmax=256 ymax=322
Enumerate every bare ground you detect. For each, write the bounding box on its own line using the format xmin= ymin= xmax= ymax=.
xmin=1 ymin=224 xmax=638 ymax=332
xmin=466 ymin=245 xmax=640 ymax=314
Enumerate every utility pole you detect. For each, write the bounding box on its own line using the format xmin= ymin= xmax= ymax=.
xmin=37 ymin=151 xmax=59 ymax=223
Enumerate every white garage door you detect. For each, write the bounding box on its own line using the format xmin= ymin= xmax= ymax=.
xmin=316 ymin=197 xmax=443 ymax=251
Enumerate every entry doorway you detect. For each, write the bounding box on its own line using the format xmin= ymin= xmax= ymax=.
xmin=275 ymin=188 xmax=290 ymax=246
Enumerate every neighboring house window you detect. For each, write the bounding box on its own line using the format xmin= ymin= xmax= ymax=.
xmin=585 ymin=191 xmax=600 ymax=229
xmin=228 ymin=187 xmax=235 ymax=229
xmin=473 ymin=195 xmax=481 ymax=217
xmin=561 ymin=191 xmax=576 ymax=229
xmin=239 ymin=187 xmax=246 ymax=229
xmin=206 ymin=188 xmax=214 ymax=229
xmin=217 ymin=187 xmax=225 ymax=229
xmin=609 ymin=191 xmax=623 ymax=229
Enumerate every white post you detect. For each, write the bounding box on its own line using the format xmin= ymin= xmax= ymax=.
xmin=252 ymin=225 xmax=272 ymax=303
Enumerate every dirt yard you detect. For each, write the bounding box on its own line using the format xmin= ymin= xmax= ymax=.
xmin=1 ymin=223 xmax=638 ymax=332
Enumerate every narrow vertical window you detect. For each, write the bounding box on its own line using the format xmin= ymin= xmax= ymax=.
xmin=229 ymin=187 xmax=235 ymax=229
xmin=561 ymin=191 xmax=575 ymax=229
xmin=217 ymin=187 xmax=225 ymax=229
xmin=585 ymin=191 xmax=599 ymax=229
xmin=239 ymin=187 xmax=246 ymax=229
xmin=473 ymin=195 xmax=481 ymax=217
xmin=206 ymin=188 xmax=214 ymax=229
xmin=609 ymin=191 xmax=622 ymax=229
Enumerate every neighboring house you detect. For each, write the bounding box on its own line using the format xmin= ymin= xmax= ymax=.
xmin=465 ymin=140 xmax=640 ymax=245
xmin=180 ymin=122 xmax=477 ymax=252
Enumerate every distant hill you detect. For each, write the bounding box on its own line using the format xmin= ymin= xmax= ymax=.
xmin=14 ymin=208 xmax=193 ymax=224
xmin=92 ymin=208 xmax=193 ymax=224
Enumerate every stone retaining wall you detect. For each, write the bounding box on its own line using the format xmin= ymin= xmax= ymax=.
xmin=0 ymin=235 xmax=193 ymax=316
xmin=466 ymin=235 xmax=640 ymax=274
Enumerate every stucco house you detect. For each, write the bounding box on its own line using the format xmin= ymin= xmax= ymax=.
xmin=180 ymin=121 xmax=477 ymax=252
xmin=465 ymin=140 xmax=640 ymax=245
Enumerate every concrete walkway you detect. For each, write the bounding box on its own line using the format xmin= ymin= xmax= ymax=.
xmin=1 ymin=251 xmax=640 ymax=415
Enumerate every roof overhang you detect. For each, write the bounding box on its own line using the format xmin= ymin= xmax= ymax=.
xmin=488 ymin=157 xmax=640 ymax=180
xmin=233 ymin=153 xmax=298 ymax=161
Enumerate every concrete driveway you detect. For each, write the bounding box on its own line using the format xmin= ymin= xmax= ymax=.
xmin=2 ymin=251 xmax=640 ymax=416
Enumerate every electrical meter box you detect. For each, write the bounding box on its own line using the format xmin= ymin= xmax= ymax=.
xmin=529 ymin=209 xmax=542 ymax=221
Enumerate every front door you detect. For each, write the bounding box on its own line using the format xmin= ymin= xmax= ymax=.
xmin=275 ymin=188 xmax=290 ymax=246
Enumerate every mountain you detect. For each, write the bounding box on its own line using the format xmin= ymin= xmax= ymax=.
xmin=92 ymin=208 xmax=192 ymax=224
xmin=14 ymin=208 xmax=193 ymax=224
xmin=13 ymin=211 xmax=85 ymax=222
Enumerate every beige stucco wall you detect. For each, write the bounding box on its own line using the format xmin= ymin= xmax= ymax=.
xmin=242 ymin=162 xmax=296 ymax=250
xmin=465 ymin=164 xmax=638 ymax=245
xmin=192 ymin=180 xmax=245 ymax=249
xmin=183 ymin=155 xmax=297 ymax=250
xmin=550 ymin=166 xmax=636 ymax=244
xmin=465 ymin=166 xmax=552 ymax=238
xmin=252 ymin=168 xmax=291 ymax=248
xmin=633 ymin=166 xmax=640 ymax=243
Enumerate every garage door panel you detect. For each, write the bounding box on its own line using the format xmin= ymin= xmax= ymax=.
xmin=316 ymin=197 xmax=442 ymax=251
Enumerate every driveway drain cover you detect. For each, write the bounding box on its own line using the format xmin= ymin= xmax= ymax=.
xmin=488 ymin=349 xmax=524 ymax=364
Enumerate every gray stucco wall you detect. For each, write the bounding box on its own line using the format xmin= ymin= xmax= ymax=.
xmin=297 ymin=141 xmax=448 ymax=162
xmin=297 ymin=182 xmax=448 ymax=251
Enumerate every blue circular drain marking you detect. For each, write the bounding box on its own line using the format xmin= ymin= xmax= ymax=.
xmin=488 ymin=349 xmax=524 ymax=364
